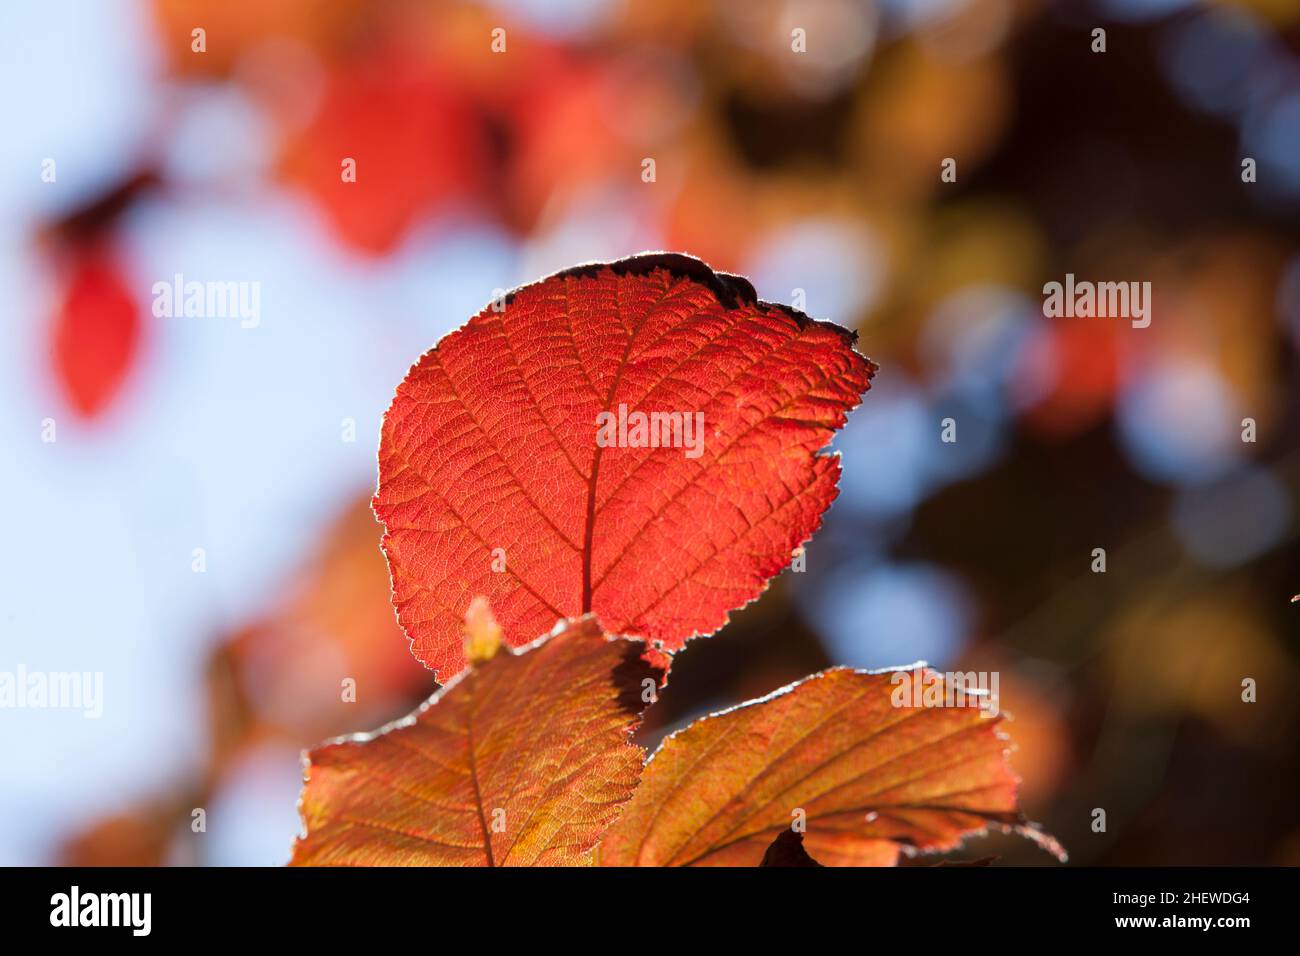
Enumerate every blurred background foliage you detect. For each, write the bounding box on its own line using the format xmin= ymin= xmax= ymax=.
xmin=2 ymin=0 xmax=1299 ymax=865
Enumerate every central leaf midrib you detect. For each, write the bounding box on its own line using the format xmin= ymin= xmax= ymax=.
xmin=578 ymin=277 xmax=687 ymax=615
xmin=582 ymin=336 xmax=636 ymax=612
xmin=464 ymin=679 xmax=495 ymax=867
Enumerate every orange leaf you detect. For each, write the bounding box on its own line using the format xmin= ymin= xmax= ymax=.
xmin=597 ymin=665 xmax=1065 ymax=866
xmin=290 ymin=614 xmax=662 ymax=866
xmin=374 ymin=253 xmax=875 ymax=680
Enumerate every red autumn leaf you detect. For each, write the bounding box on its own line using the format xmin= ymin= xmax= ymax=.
xmin=290 ymin=611 xmax=662 ymax=866
xmin=596 ymin=665 xmax=1065 ymax=866
xmin=50 ymin=247 xmax=141 ymax=419
xmin=279 ymin=51 xmax=487 ymax=255
xmin=374 ymin=253 xmax=875 ymax=680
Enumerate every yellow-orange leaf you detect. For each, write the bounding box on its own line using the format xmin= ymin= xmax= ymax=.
xmin=598 ymin=665 xmax=1065 ymax=866
xmin=291 ymin=616 xmax=660 ymax=866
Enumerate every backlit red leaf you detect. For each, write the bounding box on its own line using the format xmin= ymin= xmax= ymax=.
xmin=374 ymin=253 xmax=875 ymax=680
xmin=596 ymin=665 xmax=1065 ymax=866
xmin=290 ymin=613 xmax=662 ymax=866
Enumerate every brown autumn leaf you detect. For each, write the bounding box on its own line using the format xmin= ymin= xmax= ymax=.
xmin=598 ymin=665 xmax=1065 ymax=866
xmin=290 ymin=609 xmax=662 ymax=866
xmin=58 ymin=805 xmax=178 ymax=867
xmin=219 ymin=493 xmax=430 ymax=750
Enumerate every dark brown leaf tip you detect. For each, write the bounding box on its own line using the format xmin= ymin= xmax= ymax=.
xmin=759 ymin=829 xmax=823 ymax=867
xmin=504 ymin=251 xmax=872 ymax=355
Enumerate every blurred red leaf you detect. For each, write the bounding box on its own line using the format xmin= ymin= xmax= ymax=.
xmin=1016 ymin=317 xmax=1122 ymax=439
xmin=374 ymin=253 xmax=874 ymax=680
xmin=596 ymin=665 xmax=1064 ymax=866
xmin=50 ymin=248 xmax=140 ymax=419
xmin=490 ymin=48 xmax=629 ymax=232
xmin=279 ymin=52 xmax=487 ymax=254
xmin=290 ymin=612 xmax=661 ymax=866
